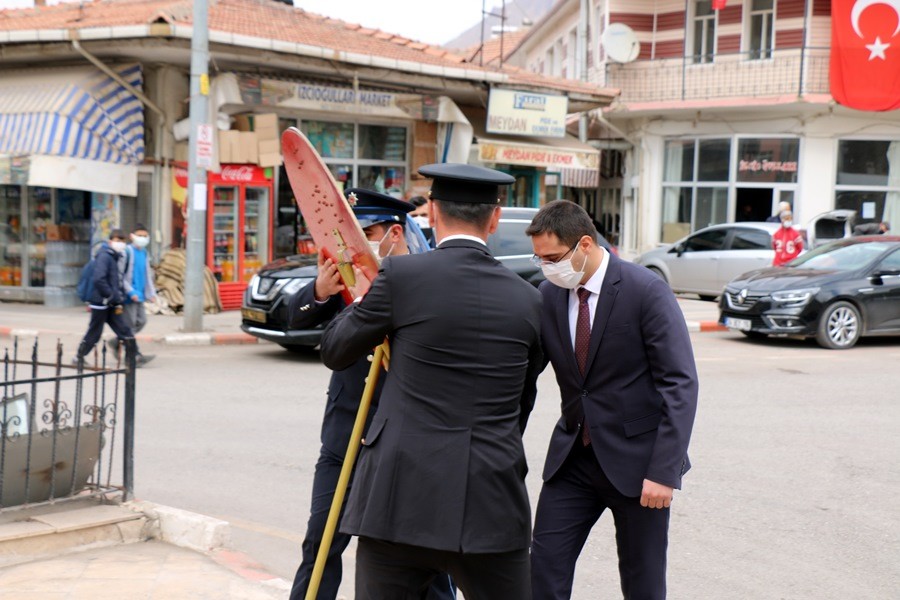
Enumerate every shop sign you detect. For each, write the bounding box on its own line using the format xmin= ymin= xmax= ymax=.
xmin=219 ymin=165 xmax=267 ymax=182
xmin=0 ymin=156 xmax=29 ymax=185
xmin=196 ymin=124 xmax=214 ymax=168
xmin=478 ymin=141 xmax=598 ymax=170
xmin=238 ymin=76 xmax=439 ymax=121
xmin=738 ymin=160 xmax=797 ymax=173
xmin=486 ymin=89 xmax=568 ymax=138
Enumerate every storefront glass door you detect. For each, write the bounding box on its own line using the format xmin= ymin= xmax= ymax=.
xmin=0 ymin=185 xmax=23 ymax=286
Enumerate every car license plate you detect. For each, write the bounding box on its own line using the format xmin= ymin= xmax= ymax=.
xmin=241 ymin=307 xmax=266 ymax=324
xmin=724 ymin=317 xmax=751 ymax=331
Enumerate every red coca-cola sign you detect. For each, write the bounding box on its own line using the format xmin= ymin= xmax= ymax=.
xmin=220 ymin=165 xmax=265 ymax=182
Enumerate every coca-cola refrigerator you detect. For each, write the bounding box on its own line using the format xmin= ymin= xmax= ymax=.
xmin=206 ymin=165 xmax=275 ymax=309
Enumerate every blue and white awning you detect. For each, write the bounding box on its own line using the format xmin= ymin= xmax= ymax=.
xmin=0 ymin=64 xmax=144 ymax=165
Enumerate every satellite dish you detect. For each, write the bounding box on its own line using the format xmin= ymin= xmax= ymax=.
xmin=602 ymin=23 xmax=640 ymax=63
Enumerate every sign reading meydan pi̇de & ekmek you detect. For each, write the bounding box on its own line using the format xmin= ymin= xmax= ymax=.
xmin=486 ymin=88 xmax=568 ymax=138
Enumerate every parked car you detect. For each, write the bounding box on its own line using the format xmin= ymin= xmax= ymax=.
xmin=719 ymin=236 xmax=900 ymax=349
xmin=635 ymin=222 xmax=782 ymax=301
xmin=242 ymin=206 xmax=605 ymax=350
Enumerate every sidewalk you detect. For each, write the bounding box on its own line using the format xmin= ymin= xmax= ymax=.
xmin=0 ymin=296 xmax=726 ymax=346
xmin=0 ymin=499 xmax=289 ymax=599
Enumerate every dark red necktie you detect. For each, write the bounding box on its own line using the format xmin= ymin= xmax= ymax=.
xmin=575 ymin=287 xmax=592 ymax=446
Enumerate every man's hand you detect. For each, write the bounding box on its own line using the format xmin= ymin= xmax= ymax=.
xmin=640 ymin=479 xmax=673 ymax=509
xmin=131 ymin=294 xmax=139 ymax=303
xmin=314 ymin=253 xmax=343 ymax=301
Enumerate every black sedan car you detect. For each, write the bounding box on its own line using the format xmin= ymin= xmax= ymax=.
xmin=243 ymin=206 xmax=612 ymax=351
xmin=719 ymin=236 xmax=900 ymax=349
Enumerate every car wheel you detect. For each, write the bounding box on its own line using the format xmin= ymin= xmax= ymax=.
xmin=646 ymin=266 xmax=667 ymax=283
xmin=815 ymin=301 xmax=862 ymax=349
xmin=698 ymin=294 xmax=718 ymax=302
xmin=740 ymin=331 xmax=767 ymax=340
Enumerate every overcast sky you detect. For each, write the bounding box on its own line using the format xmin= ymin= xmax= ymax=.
xmin=0 ymin=0 xmax=492 ymax=46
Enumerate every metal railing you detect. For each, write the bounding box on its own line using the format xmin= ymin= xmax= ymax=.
xmin=0 ymin=338 xmax=136 ymax=511
xmin=605 ymin=47 xmax=831 ymax=104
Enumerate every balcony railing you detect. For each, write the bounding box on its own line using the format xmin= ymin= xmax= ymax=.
xmin=605 ymin=47 xmax=831 ymax=105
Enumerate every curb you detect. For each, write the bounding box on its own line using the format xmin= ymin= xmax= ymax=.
xmin=0 ymin=328 xmax=260 ymax=346
xmin=686 ymin=320 xmax=728 ymax=333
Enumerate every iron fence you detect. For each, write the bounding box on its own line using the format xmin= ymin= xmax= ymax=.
xmin=0 ymin=338 xmax=136 ymax=511
xmin=605 ymin=47 xmax=832 ymax=104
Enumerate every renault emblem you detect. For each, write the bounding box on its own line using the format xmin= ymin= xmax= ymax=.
xmin=738 ymin=288 xmax=748 ymax=303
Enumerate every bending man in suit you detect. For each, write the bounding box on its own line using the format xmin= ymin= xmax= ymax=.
xmin=320 ymin=163 xmax=543 ymax=600
xmin=288 ymin=189 xmax=452 ymax=600
xmin=526 ymin=200 xmax=698 ymax=600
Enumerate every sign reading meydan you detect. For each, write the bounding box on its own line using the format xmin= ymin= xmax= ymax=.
xmin=237 ymin=75 xmax=439 ymax=121
xmin=478 ymin=140 xmax=599 ymax=171
xmin=486 ymin=88 xmax=568 ymax=138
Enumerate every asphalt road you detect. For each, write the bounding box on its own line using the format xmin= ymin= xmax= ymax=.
xmin=129 ymin=329 xmax=900 ymax=599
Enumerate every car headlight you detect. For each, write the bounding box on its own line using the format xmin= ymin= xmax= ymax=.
xmin=770 ymin=287 xmax=819 ymax=307
xmin=281 ymin=277 xmax=313 ymax=296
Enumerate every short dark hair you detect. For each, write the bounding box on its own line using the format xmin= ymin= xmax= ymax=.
xmin=526 ymin=200 xmax=596 ymax=247
xmin=109 ymin=228 xmax=126 ymax=241
xmin=433 ymin=199 xmax=496 ymax=229
xmin=133 ymin=223 xmax=148 ymax=233
xmin=409 ymin=196 xmax=427 ymax=207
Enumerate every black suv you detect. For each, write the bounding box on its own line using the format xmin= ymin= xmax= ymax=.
xmin=241 ymin=206 xmax=545 ymax=350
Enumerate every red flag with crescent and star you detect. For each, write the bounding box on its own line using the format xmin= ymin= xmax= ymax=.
xmin=830 ymin=0 xmax=900 ymax=111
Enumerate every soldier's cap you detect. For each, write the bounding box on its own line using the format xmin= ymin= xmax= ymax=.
xmin=345 ymin=188 xmax=414 ymax=229
xmin=418 ymin=163 xmax=515 ymax=205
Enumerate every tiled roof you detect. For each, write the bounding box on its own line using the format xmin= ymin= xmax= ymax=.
xmin=466 ymin=29 xmax=531 ymax=67
xmin=0 ymin=0 xmax=615 ymax=100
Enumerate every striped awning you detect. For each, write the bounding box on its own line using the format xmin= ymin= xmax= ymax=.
xmin=560 ymin=167 xmax=599 ymax=188
xmin=0 ymin=64 xmax=144 ymax=165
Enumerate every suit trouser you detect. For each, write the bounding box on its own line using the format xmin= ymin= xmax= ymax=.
xmin=290 ymin=446 xmax=455 ymax=600
xmin=356 ymin=536 xmax=529 ymax=600
xmin=531 ymin=442 xmax=669 ymax=600
xmin=78 ymin=307 xmax=134 ymax=358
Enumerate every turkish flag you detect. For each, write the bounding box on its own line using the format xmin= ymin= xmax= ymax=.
xmin=830 ymin=0 xmax=900 ymax=111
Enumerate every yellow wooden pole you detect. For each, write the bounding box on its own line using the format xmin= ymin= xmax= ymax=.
xmin=305 ymin=341 xmax=388 ymax=600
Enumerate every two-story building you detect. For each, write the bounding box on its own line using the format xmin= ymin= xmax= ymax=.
xmin=508 ymin=0 xmax=900 ymax=256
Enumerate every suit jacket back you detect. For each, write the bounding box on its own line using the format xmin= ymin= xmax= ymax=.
xmin=321 ymin=239 xmax=543 ymax=553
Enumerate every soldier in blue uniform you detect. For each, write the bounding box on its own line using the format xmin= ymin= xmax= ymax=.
xmin=288 ymin=189 xmax=451 ymax=600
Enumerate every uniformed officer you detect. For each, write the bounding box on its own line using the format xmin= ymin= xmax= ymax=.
xmin=320 ymin=164 xmax=543 ymax=599
xmin=288 ymin=189 xmax=451 ymax=600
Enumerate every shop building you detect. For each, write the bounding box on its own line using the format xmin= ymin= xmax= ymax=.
xmin=0 ymin=0 xmax=614 ymax=305
xmin=504 ymin=0 xmax=900 ymax=257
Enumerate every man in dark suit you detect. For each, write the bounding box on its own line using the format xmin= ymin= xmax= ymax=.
xmin=526 ymin=200 xmax=698 ymax=600
xmin=320 ymin=163 xmax=543 ymax=599
xmin=288 ymin=189 xmax=452 ymax=600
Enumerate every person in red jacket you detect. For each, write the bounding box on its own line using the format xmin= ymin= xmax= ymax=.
xmin=772 ymin=210 xmax=803 ymax=266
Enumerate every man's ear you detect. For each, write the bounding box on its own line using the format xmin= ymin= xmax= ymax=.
xmin=486 ymin=205 xmax=502 ymax=235
xmin=428 ymin=200 xmax=438 ymax=229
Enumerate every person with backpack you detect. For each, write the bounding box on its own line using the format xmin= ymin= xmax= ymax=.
xmin=107 ymin=224 xmax=156 ymax=365
xmin=73 ymin=229 xmax=141 ymax=367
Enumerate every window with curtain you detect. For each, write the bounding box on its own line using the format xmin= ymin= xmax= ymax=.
xmin=662 ymin=138 xmax=732 ymax=242
xmin=748 ymin=0 xmax=775 ymax=60
xmin=835 ymin=140 xmax=900 ymax=232
xmin=692 ymin=1 xmax=717 ymax=64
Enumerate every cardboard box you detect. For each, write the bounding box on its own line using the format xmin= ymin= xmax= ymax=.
xmin=254 ymin=113 xmax=279 ymax=140
xmin=218 ymin=130 xmax=240 ymax=163
xmin=239 ymin=131 xmax=258 ymax=164
xmin=258 ymin=139 xmax=280 ymax=156
xmin=258 ymin=152 xmax=283 ymax=168
xmin=232 ymin=114 xmax=253 ymax=132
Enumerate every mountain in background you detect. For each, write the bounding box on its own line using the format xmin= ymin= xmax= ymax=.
xmin=443 ymin=0 xmax=555 ymax=53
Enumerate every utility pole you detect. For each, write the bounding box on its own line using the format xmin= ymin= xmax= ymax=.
xmin=183 ymin=0 xmax=209 ymax=332
xmin=577 ymin=0 xmax=589 ymax=143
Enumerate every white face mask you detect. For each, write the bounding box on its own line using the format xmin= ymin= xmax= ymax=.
xmin=541 ymin=248 xmax=586 ymax=289
xmin=367 ymin=228 xmax=395 ymax=265
xmin=782 ymin=220 xmax=793 ymax=228
xmin=110 ymin=241 xmax=127 ymax=253
xmin=132 ymin=234 xmax=150 ymax=249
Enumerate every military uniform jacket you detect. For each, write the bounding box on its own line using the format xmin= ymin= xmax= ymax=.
xmin=320 ymin=239 xmax=543 ymax=553
xmin=288 ymin=284 xmax=384 ymax=458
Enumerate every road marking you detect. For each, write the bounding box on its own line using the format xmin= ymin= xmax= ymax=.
xmin=213 ymin=514 xmax=304 ymax=544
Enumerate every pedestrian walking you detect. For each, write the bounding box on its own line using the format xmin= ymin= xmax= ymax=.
xmin=109 ymin=224 xmax=156 ymax=365
xmin=319 ymin=164 xmax=543 ymax=599
xmin=527 ymin=200 xmax=699 ymax=600
xmin=288 ymin=189 xmax=452 ymax=600
xmin=73 ymin=229 xmax=136 ymax=366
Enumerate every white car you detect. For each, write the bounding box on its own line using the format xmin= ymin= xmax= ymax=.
xmin=635 ymin=222 xmax=782 ymax=301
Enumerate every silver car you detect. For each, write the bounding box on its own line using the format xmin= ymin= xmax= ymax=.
xmin=635 ymin=222 xmax=782 ymax=300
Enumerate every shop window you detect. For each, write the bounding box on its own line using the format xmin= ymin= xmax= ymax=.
xmin=359 ymin=125 xmax=407 ymax=161
xmin=698 ymin=140 xmax=731 ymax=181
xmin=661 ymin=187 xmax=693 ymax=243
xmin=691 ymin=1 xmax=717 ymax=64
xmin=748 ymin=0 xmax=775 ymax=60
xmin=835 ymin=140 xmax=900 ymax=226
xmin=695 ymin=187 xmax=728 ymax=229
xmin=303 ymin=121 xmax=354 ymax=160
xmin=664 ymin=140 xmax=695 ymax=182
xmin=0 ymin=185 xmax=23 ymax=287
xmin=662 ymin=138 xmax=731 ymax=240
xmin=737 ymin=138 xmax=799 ymax=184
